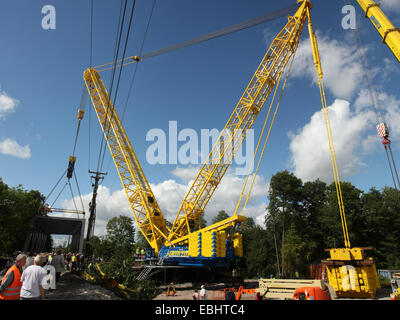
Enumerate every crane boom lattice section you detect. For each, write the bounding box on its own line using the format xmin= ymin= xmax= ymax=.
xmin=84 ymin=68 xmax=169 ymax=253
xmin=168 ymin=2 xmax=310 ymax=244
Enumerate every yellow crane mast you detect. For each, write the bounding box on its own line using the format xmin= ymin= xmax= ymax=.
xmin=355 ymin=0 xmax=400 ymax=62
xmin=83 ymin=68 xmax=169 ymax=253
xmin=167 ymin=0 xmax=312 ymax=245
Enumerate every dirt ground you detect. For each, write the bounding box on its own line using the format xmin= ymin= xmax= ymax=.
xmin=44 ymin=271 xmax=121 ymax=300
xmin=153 ymin=280 xmax=393 ymax=301
xmin=42 ymin=272 xmax=392 ymax=300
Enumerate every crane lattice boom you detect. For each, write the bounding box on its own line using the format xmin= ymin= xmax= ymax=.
xmin=84 ymin=68 xmax=169 ymax=253
xmin=167 ymin=1 xmax=311 ymax=244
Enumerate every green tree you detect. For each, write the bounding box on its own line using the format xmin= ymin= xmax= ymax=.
xmin=266 ymin=170 xmax=303 ymax=277
xmin=106 ymin=215 xmax=136 ymax=248
xmin=0 ymin=178 xmax=46 ymax=255
xmin=211 ymin=210 xmax=230 ymax=224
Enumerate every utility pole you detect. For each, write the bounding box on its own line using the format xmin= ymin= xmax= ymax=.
xmin=84 ymin=170 xmax=107 ymax=259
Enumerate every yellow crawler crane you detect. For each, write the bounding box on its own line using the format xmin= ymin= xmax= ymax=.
xmin=83 ymin=1 xmax=381 ymax=288
xmin=167 ymin=0 xmax=312 ymax=247
xmin=85 ymin=0 xmax=315 ymax=267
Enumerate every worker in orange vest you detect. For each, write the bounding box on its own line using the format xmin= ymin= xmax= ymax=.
xmin=0 ymin=254 xmax=27 ymax=300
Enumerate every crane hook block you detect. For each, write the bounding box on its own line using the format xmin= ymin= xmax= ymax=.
xmin=67 ymin=156 xmax=77 ymax=179
xmin=77 ymin=109 xmax=85 ymax=120
xmin=377 ymin=122 xmax=389 ymax=139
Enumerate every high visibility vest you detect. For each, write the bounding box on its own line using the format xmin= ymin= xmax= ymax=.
xmin=71 ymin=256 xmax=76 ymax=262
xmin=0 ymin=265 xmax=22 ymax=300
xmin=140 ymin=249 xmax=145 ymax=255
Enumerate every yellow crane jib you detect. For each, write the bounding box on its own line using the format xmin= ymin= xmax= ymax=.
xmin=168 ymin=0 xmax=312 ymax=245
xmin=83 ymin=67 xmax=169 ymax=253
xmin=356 ymin=0 xmax=400 ymax=62
xmin=304 ymin=0 xmax=380 ymax=299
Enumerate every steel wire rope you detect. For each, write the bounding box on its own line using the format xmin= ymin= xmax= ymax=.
xmin=88 ymin=0 xmax=94 ymax=171
xmin=105 ymin=0 xmax=157 ymax=174
xmin=44 ymin=169 xmax=67 ymax=204
xmin=95 ymin=0 xmax=127 ymax=173
xmin=234 ymin=52 xmax=297 ymax=218
xmin=50 ymin=181 xmax=69 ymax=208
xmin=99 ymin=0 xmax=137 ymax=174
xmin=343 ymin=0 xmax=400 ymax=190
xmin=94 ymin=3 xmax=300 ymax=72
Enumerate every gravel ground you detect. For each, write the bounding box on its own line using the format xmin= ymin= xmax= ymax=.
xmin=42 ymin=273 xmax=393 ymax=300
xmin=44 ymin=271 xmax=122 ymax=300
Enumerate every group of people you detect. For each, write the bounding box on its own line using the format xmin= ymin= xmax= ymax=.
xmin=0 ymin=253 xmax=48 ymax=300
xmin=192 ymin=285 xmax=207 ymax=300
xmin=135 ymin=247 xmax=154 ymax=261
xmin=0 ymin=250 xmax=83 ymax=300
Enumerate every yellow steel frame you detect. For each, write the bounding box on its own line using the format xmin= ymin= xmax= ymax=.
xmin=83 ymin=68 xmax=169 ymax=253
xmin=84 ymin=1 xmax=373 ymax=269
xmin=167 ymin=0 xmax=311 ymax=244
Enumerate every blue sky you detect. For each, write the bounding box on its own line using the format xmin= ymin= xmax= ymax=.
xmin=1 ymin=0 xmax=400 ymax=240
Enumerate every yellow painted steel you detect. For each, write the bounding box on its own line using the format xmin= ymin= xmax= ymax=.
xmin=324 ymin=256 xmax=380 ymax=299
xmin=306 ymin=6 xmax=351 ymax=249
xmin=305 ymin=5 xmax=380 ymax=298
xmin=188 ymin=231 xmax=202 ymax=257
xmin=168 ymin=0 xmax=312 ymax=244
xmin=356 ymin=0 xmax=400 ymax=62
xmin=233 ymin=233 xmax=243 ymax=257
xmin=83 ymin=68 xmax=169 ymax=253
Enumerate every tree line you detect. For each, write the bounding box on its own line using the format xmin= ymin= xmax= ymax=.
xmin=238 ymin=170 xmax=400 ymax=278
xmin=2 ymin=170 xmax=400 ymax=282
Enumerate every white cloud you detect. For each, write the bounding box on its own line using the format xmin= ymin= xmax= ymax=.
xmin=154 ymin=168 xmax=269 ymax=226
xmin=61 ymin=168 xmax=269 ymax=237
xmin=355 ymin=89 xmax=400 ymax=141
xmin=171 ymin=166 xmax=200 ymax=182
xmin=0 ymin=91 xmax=18 ymax=119
xmin=288 ymin=99 xmax=376 ymax=183
xmin=0 ymin=138 xmax=31 ymax=159
xmin=381 ymin=0 xmax=400 ymax=12
xmin=292 ymin=33 xmax=366 ymax=99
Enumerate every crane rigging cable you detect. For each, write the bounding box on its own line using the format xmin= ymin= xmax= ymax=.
xmin=95 ymin=0 xmax=128 ymax=174
xmin=343 ymin=0 xmax=400 ymax=190
xmin=234 ymin=50 xmax=297 ymax=218
xmin=105 ymin=0 xmax=157 ymax=174
xmin=96 ymin=0 xmax=137 ymax=175
xmin=100 ymin=0 xmax=137 ymax=173
xmin=94 ymin=3 xmax=300 ymax=72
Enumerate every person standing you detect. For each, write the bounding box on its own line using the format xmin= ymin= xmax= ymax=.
xmin=20 ymin=255 xmax=47 ymax=300
xmin=71 ymin=253 xmax=77 ymax=271
xmin=0 ymin=254 xmax=27 ymax=300
xmin=23 ymin=253 xmax=34 ymax=271
xmin=192 ymin=289 xmax=199 ymax=300
xmin=50 ymin=250 xmax=65 ymax=282
xmin=200 ymin=285 xmax=207 ymax=300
